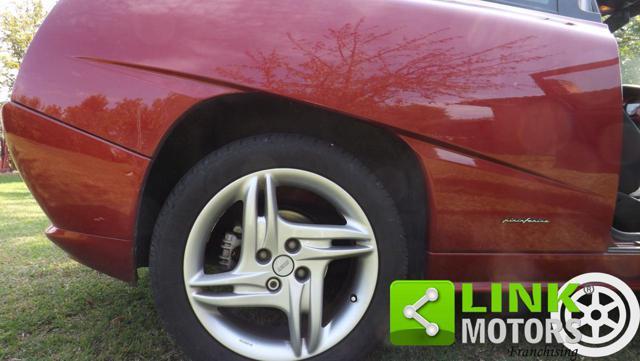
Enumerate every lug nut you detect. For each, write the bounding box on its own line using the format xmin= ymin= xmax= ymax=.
xmin=350 ymin=294 xmax=358 ymax=303
xmin=285 ymin=238 xmax=301 ymax=253
xmin=295 ymin=266 xmax=310 ymax=282
xmin=266 ymin=277 xmax=281 ymax=292
xmin=256 ymin=249 xmax=272 ymax=263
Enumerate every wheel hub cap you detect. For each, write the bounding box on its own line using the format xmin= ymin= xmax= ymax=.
xmin=272 ymin=255 xmax=295 ymax=277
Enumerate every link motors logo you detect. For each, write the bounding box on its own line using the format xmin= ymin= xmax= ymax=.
xmin=390 ymin=273 xmax=640 ymax=358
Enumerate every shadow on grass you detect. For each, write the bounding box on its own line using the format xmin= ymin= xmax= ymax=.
xmin=0 ymin=220 xmax=50 ymax=242
xmin=1 ymin=191 xmax=35 ymax=199
xmin=0 ymin=172 xmax=22 ymax=184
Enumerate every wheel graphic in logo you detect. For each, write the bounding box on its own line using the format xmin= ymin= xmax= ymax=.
xmin=550 ymin=272 xmax=640 ymax=357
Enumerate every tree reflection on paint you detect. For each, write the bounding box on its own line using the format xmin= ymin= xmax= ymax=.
xmin=16 ymin=93 xmax=193 ymax=151
xmin=218 ymin=19 xmax=546 ymax=115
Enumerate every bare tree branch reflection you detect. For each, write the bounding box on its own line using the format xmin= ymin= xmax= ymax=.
xmin=217 ymin=18 xmax=547 ymax=113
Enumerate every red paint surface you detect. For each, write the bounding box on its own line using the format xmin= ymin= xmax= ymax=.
xmin=46 ymin=226 xmax=135 ymax=282
xmin=402 ymin=136 xmax=615 ymax=253
xmin=430 ymin=253 xmax=640 ymax=287
xmin=5 ymin=0 xmax=637 ymax=283
xmin=3 ymin=103 xmax=148 ymax=239
xmin=2 ymin=103 xmax=147 ymax=280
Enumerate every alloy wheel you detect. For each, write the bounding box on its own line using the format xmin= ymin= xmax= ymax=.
xmin=183 ymin=168 xmax=379 ymax=360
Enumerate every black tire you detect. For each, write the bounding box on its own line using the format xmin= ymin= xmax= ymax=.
xmin=149 ymin=134 xmax=408 ymax=361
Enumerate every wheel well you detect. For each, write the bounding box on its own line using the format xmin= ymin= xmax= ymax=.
xmin=135 ymin=92 xmax=428 ymax=278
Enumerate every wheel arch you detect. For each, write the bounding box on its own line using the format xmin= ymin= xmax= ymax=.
xmin=135 ymin=92 xmax=429 ymax=278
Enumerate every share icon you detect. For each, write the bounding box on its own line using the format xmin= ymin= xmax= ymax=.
xmin=402 ymin=287 xmax=440 ymax=336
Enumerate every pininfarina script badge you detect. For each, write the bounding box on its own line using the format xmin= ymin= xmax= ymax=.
xmin=502 ymin=217 xmax=550 ymax=224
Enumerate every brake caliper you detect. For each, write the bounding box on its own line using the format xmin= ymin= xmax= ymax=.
xmin=219 ymin=226 xmax=242 ymax=270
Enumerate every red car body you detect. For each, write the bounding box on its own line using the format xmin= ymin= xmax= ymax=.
xmin=2 ymin=0 xmax=638 ymax=287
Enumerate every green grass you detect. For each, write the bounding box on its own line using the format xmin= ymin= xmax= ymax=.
xmin=1 ymin=172 xmax=638 ymax=360
xmin=0 ymin=173 xmax=182 ymax=361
